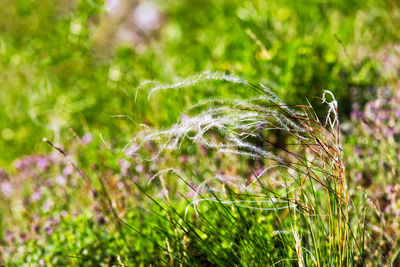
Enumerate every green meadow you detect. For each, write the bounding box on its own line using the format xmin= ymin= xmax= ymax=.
xmin=0 ymin=0 xmax=399 ymax=265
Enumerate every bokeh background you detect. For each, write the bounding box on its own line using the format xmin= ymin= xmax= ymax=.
xmin=1 ymin=0 xmax=398 ymax=166
xmin=1 ymin=0 xmax=400 ymax=265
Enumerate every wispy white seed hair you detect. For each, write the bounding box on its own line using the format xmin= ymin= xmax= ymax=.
xmin=322 ymin=90 xmax=338 ymax=128
xmin=131 ymin=72 xmax=343 ymax=217
xmin=147 ymin=71 xmax=248 ymax=99
xmin=130 ymin=72 xmax=348 ymax=265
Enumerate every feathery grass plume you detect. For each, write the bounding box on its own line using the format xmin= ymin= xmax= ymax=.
xmin=131 ymin=72 xmax=363 ymax=265
xmin=147 ymin=70 xmax=248 ymax=100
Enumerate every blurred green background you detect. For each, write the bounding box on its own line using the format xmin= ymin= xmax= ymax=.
xmin=1 ymin=0 xmax=400 ymax=265
xmin=0 ymin=0 xmax=398 ymax=167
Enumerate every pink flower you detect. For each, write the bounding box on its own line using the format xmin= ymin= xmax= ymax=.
xmin=106 ymin=0 xmax=119 ymax=12
xmin=32 ymin=190 xmax=43 ymax=202
xmin=385 ymin=184 xmax=394 ymax=194
xmin=42 ymin=200 xmax=53 ymax=212
xmin=56 ymin=175 xmax=66 ymax=186
xmin=119 ymin=159 xmax=131 ymax=176
xmin=36 ymin=156 xmax=50 ymax=171
xmin=81 ymin=133 xmax=93 ymax=145
xmin=1 ymin=182 xmax=13 ymax=197
xmin=45 ymin=225 xmax=53 ymax=235
xmin=135 ymin=164 xmax=144 ymax=173
xmin=179 ymin=155 xmax=189 ymax=163
xmin=132 ymin=2 xmax=162 ymax=33
xmin=63 ymin=165 xmax=74 ymax=176
xmin=60 ymin=210 xmax=68 ymax=218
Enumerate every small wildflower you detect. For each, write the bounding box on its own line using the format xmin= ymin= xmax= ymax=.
xmin=119 ymin=159 xmax=131 ymax=176
xmin=56 ymin=175 xmax=66 ymax=186
xmin=178 ymin=155 xmax=189 ymax=163
xmin=105 ymin=0 xmax=119 ymax=12
xmin=32 ymin=189 xmax=43 ymax=202
xmin=36 ymin=156 xmax=50 ymax=171
xmin=60 ymin=210 xmax=68 ymax=218
xmin=42 ymin=200 xmax=53 ymax=212
xmin=81 ymin=133 xmax=93 ymax=145
xmin=45 ymin=225 xmax=53 ymax=235
xmin=1 ymin=181 xmax=13 ymax=197
xmin=132 ymin=2 xmax=162 ymax=33
xmin=395 ymin=110 xmax=400 ymax=119
xmin=63 ymin=165 xmax=74 ymax=176
xmin=117 ymin=181 xmax=125 ymax=189
xmin=135 ymin=164 xmax=144 ymax=173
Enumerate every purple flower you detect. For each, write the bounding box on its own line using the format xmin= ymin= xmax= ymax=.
xmin=119 ymin=159 xmax=131 ymax=176
xmin=36 ymin=156 xmax=50 ymax=171
xmin=81 ymin=133 xmax=93 ymax=145
xmin=106 ymin=0 xmax=119 ymax=12
xmin=56 ymin=175 xmax=66 ymax=186
xmin=63 ymin=165 xmax=74 ymax=176
xmin=179 ymin=155 xmax=189 ymax=163
xmin=32 ymin=190 xmax=43 ymax=202
xmin=1 ymin=182 xmax=13 ymax=197
xmin=60 ymin=210 xmax=68 ymax=218
xmin=384 ymin=205 xmax=392 ymax=213
xmin=355 ymin=172 xmax=362 ymax=182
xmin=49 ymin=217 xmax=61 ymax=225
xmin=45 ymin=225 xmax=53 ymax=235
xmin=39 ymin=259 xmax=45 ymax=266
xmin=383 ymin=127 xmax=396 ymax=136
xmin=378 ymin=110 xmax=390 ymax=121
xmin=42 ymin=200 xmax=53 ymax=212
xmin=395 ymin=110 xmax=400 ymax=119
xmin=252 ymin=168 xmax=265 ymax=178
xmin=385 ymin=184 xmax=394 ymax=194
xmin=132 ymin=2 xmax=162 ymax=33
xmin=5 ymin=231 xmax=15 ymax=243
xmin=117 ymin=181 xmax=125 ymax=190
xmin=13 ymin=154 xmax=54 ymax=173
xmin=351 ymin=110 xmax=362 ymax=120
xmin=45 ymin=179 xmax=53 ymax=188
xmin=13 ymin=158 xmax=29 ymax=170
xmin=135 ymin=164 xmax=144 ymax=173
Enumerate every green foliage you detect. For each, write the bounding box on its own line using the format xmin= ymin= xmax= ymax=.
xmin=1 ymin=0 xmax=399 ymax=265
xmin=0 ymin=0 xmax=397 ymax=165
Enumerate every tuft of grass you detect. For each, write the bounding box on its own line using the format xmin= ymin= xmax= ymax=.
xmin=129 ymin=72 xmax=364 ymax=266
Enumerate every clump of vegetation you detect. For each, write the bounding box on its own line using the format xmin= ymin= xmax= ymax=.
xmin=1 ymin=0 xmax=399 ymax=265
xmin=125 ymin=73 xmax=362 ymax=265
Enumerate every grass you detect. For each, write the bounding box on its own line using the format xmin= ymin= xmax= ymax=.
xmin=0 ymin=0 xmax=399 ymax=265
xmin=0 ymin=0 xmax=396 ymax=165
xmin=124 ymin=73 xmax=361 ymax=265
